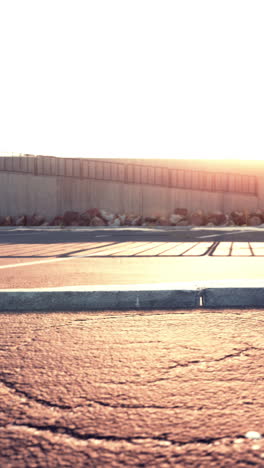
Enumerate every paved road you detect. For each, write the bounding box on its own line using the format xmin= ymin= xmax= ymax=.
xmin=1 ymin=228 xmax=264 ymax=289
xmin=2 ymin=226 xmax=264 ymax=243
xmin=1 ymin=309 xmax=264 ymax=467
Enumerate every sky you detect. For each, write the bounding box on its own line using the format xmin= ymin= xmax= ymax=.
xmin=0 ymin=0 xmax=263 ymax=160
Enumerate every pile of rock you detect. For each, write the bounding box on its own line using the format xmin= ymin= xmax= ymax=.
xmin=1 ymin=208 xmax=264 ymax=227
xmin=0 ymin=214 xmax=47 ymax=227
xmin=54 ymin=210 xmax=143 ymax=227
xmin=169 ymin=209 xmax=228 ymax=227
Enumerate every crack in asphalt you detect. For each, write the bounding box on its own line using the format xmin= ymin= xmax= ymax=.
xmin=0 ymin=377 xmax=72 ymax=410
xmin=0 ymin=422 xmax=245 ymax=448
xmin=89 ymin=400 xmax=204 ymax=410
xmin=113 ymin=346 xmax=263 ymax=386
xmin=70 ymin=311 xmax=192 ymax=322
xmin=167 ymin=346 xmax=261 ymax=370
xmin=1 ymin=346 xmax=263 ymax=412
xmin=0 ymin=378 xmax=203 ymax=411
xmin=102 ymin=346 xmax=264 ymax=386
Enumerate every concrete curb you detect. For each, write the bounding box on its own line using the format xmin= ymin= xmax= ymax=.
xmin=1 ymin=226 xmax=264 ymax=232
xmin=0 ymin=226 xmax=194 ymax=232
xmin=1 ymin=280 xmax=264 ymax=311
xmin=200 ymin=280 xmax=264 ymax=308
xmin=0 ymin=287 xmax=199 ymax=311
xmin=203 ymin=289 xmax=264 ymax=308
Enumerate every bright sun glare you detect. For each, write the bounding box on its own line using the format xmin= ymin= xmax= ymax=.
xmin=0 ymin=0 xmax=263 ymax=160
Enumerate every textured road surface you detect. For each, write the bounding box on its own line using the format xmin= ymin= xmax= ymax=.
xmin=1 ymin=228 xmax=264 ymax=288
xmin=2 ymin=226 xmax=264 ymax=243
xmin=1 ymin=309 xmax=264 ymax=467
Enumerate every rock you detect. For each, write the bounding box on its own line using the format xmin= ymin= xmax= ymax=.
xmin=77 ymin=219 xmax=87 ymax=226
xmin=3 ymin=216 xmax=13 ymax=226
xmin=125 ymin=214 xmax=142 ymax=226
xmin=70 ymin=221 xmax=80 ymax=226
xmin=206 ymin=222 xmax=215 ymax=227
xmin=131 ymin=216 xmax=142 ymax=226
xmin=63 ymin=211 xmax=80 ymax=226
xmin=169 ymin=214 xmax=184 ymax=225
xmin=227 ymin=220 xmax=236 ymax=226
xmin=86 ymin=208 xmax=101 ymax=218
xmin=221 ymin=214 xmax=230 ymax=226
xmin=207 ymin=211 xmax=226 ymax=226
xmin=230 ymin=211 xmax=246 ymax=226
xmin=99 ymin=209 xmax=115 ymax=224
xmin=248 ymin=215 xmax=262 ymax=226
xmin=80 ymin=210 xmax=91 ymax=226
xmin=28 ymin=214 xmax=45 ymax=226
xmin=109 ymin=217 xmax=121 ymax=227
xmin=90 ymin=216 xmax=106 ymax=226
xmin=125 ymin=214 xmax=135 ymax=225
xmin=50 ymin=216 xmax=64 ymax=226
xmin=250 ymin=209 xmax=264 ymax=220
xmin=124 ymin=215 xmax=131 ymax=225
xmin=145 ymin=222 xmax=157 ymax=227
xmin=144 ymin=216 xmax=158 ymax=223
xmin=26 ymin=215 xmax=33 ymax=225
xmin=156 ymin=216 xmax=169 ymax=226
xmin=15 ymin=215 xmax=26 ymax=226
xmin=190 ymin=211 xmax=206 ymax=226
xmin=118 ymin=214 xmax=126 ymax=226
xmin=174 ymin=208 xmax=188 ymax=217
xmin=245 ymin=431 xmax=262 ymax=440
xmin=176 ymin=219 xmax=190 ymax=226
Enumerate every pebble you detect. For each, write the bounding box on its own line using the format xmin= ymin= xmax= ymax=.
xmin=252 ymin=444 xmax=261 ymax=450
xmin=245 ymin=431 xmax=262 ymax=440
xmin=233 ymin=438 xmax=244 ymax=444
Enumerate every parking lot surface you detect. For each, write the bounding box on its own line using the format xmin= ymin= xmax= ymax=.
xmin=1 ymin=309 xmax=264 ymax=467
xmin=1 ymin=228 xmax=264 ymax=288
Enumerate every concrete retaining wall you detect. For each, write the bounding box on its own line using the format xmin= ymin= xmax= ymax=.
xmin=0 ymin=155 xmax=262 ymax=218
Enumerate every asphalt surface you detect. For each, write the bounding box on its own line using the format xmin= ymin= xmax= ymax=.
xmin=1 ymin=227 xmax=264 ymax=289
xmin=1 ymin=309 xmax=264 ymax=467
xmin=2 ymin=225 xmax=264 ymax=242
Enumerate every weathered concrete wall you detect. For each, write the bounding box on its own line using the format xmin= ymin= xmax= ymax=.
xmin=0 ymin=155 xmax=261 ymax=218
xmin=0 ymin=172 xmax=58 ymax=218
xmin=0 ymin=172 xmax=259 ymax=218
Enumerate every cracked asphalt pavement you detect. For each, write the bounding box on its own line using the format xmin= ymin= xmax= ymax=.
xmin=1 ymin=309 xmax=264 ymax=467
